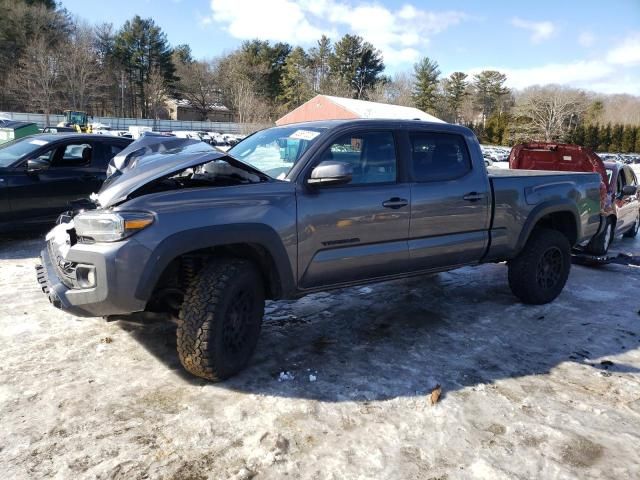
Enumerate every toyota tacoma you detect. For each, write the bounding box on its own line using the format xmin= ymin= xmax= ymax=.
xmin=36 ymin=120 xmax=604 ymax=380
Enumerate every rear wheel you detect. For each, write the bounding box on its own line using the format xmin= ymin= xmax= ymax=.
xmin=177 ymin=258 xmax=265 ymax=381
xmin=586 ymin=218 xmax=614 ymax=255
xmin=623 ymin=212 xmax=639 ymax=238
xmin=508 ymin=228 xmax=571 ymax=305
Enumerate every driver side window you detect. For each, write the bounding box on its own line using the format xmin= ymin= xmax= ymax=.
xmin=319 ymin=131 xmax=397 ymax=185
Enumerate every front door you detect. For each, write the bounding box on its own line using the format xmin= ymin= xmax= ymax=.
xmin=7 ymin=141 xmax=101 ymax=223
xmin=296 ymin=130 xmax=410 ymax=288
xmin=407 ymin=130 xmax=491 ymax=270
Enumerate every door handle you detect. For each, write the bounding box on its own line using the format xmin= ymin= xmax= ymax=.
xmin=80 ymin=174 xmax=97 ymax=182
xmin=382 ymin=197 xmax=408 ymax=209
xmin=463 ymin=192 xmax=486 ymax=202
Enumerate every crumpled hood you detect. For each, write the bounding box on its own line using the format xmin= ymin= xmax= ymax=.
xmin=96 ymin=141 xmax=266 ymax=208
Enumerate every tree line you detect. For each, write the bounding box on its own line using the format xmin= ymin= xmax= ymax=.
xmin=1 ymin=0 xmax=639 ymax=153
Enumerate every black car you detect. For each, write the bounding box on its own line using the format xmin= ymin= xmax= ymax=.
xmin=0 ymin=134 xmax=132 ymax=230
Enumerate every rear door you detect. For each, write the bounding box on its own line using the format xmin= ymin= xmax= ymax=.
xmin=407 ymin=130 xmax=491 ymax=270
xmin=296 ymin=129 xmax=410 ymax=288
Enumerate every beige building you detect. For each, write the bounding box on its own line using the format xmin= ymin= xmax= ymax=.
xmin=165 ymin=99 xmax=234 ymax=122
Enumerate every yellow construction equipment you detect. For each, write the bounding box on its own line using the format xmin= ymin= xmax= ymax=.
xmin=57 ymin=110 xmax=92 ymax=133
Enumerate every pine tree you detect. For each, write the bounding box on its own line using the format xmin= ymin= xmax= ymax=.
xmin=412 ymin=57 xmax=440 ymax=115
xmin=443 ymin=71 xmax=468 ymax=123
xmin=473 ymin=70 xmax=510 ymax=126
xmin=598 ymin=123 xmax=612 ymax=151
xmin=309 ymin=35 xmax=332 ymax=92
xmin=610 ymin=123 xmax=624 ymax=152
xmin=328 ymin=34 xmax=384 ymax=99
xmin=279 ymin=47 xmax=312 ymax=109
xmin=584 ymin=124 xmax=600 ymax=150
xmin=571 ymin=124 xmax=586 ymax=146
xmin=113 ymin=16 xmax=177 ymax=117
xmin=634 ymin=127 xmax=640 ymax=154
xmin=621 ymin=125 xmax=636 ymax=153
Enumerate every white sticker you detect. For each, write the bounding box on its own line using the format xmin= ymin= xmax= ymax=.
xmin=289 ymin=129 xmax=320 ymax=141
xmin=29 ymin=139 xmax=48 ymax=146
xmin=562 ymin=155 xmax=572 ymax=161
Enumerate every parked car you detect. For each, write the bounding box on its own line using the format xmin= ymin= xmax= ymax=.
xmin=0 ymin=134 xmax=132 ymax=230
xmin=510 ymin=142 xmax=639 ymax=254
xmin=37 ymin=120 xmax=602 ymax=381
xmin=41 ymin=126 xmax=76 ymax=134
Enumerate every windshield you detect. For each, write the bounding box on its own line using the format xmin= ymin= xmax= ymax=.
xmin=228 ymin=126 xmax=326 ymax=179
xmin=0 ymin=137 xmax=48 ymax=167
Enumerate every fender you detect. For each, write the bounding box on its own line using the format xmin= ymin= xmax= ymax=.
xmin=134 ymin=223 xmax=296 ymax=301
xmin=515 ymin=200 xmax=580 ymax=253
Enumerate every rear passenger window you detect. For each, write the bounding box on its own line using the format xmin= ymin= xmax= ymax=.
xmin=319 ymin=131 xmax=397 ymax=185
xmin=410 ymin=132 xmax=472 ymax=182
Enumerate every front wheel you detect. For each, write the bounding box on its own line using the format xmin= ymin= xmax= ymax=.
xmin=177 ymin=259 xmax=265 ymax=381
xmin=508 ymin=228 xmax=571 ymax=305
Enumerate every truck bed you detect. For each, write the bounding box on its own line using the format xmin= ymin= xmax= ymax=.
xmin=484 ymin=169 xmax=603 ymax=261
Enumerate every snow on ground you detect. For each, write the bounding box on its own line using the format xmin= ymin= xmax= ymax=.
xmin=0 ymin=232 xmax=639 ymax=479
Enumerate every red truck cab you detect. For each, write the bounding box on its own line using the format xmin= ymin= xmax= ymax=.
xmin=510 ymin=142 xmax=640 ymax=254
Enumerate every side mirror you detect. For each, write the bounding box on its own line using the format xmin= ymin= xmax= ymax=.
xmin=622 ymin=185 xmax=637 ymax=196
xmin=26 ymin=158 xmax=50 ymax=174
xmin=307 ymin=161 xmax=353 ymax=187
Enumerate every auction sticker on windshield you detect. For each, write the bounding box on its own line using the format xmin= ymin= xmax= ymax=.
xmin=289 ymin=130 xmax=321 ymax=141
xmin=29 ymin=139 xmax=48 ymax=146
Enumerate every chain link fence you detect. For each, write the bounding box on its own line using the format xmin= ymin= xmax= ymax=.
xmin=1 ymin=111 xmax=264 ymax=134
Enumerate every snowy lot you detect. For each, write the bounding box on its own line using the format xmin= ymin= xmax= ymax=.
xmin=1 ymin=232 xmax=640 ymax=479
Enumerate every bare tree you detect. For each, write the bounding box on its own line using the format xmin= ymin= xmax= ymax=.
xmin=146 ymin=67 xmax=169 ymax=121
xmin=216 ymin=55 xmax=272 ymax=126
xmin=368 ymin=72 xmax=415 ymax=107
xmin=176 ymin=60 xmax=221 ymax=120
xmin=58 ymin=23 xmax=104 ymax=112
xmin=516 ymin=85 xmax=588 ymax=141
xmin=9 ymin=36 xmax=61 ymax=125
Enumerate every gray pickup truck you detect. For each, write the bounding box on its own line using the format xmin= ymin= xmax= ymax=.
xmin=37 ymin=120 xmax=603 ymax=380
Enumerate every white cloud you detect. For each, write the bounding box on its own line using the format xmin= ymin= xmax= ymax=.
xmin=206 ymin=0 xmax=467 ymax=66
xmin=466 ymin=34 xmax=640 ymax=95
xmin=510 ymin=17 xmax=556 ymax=43
xmin=578 ymin=31 xmax=595 ymax=48
xmin=606 ymin=33 xmax=640 ymax=66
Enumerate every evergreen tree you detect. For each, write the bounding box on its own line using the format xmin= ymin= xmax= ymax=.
xmin=237 ymin=40 xmax=292 ymax=102
xmin=113 ymin=16 xmax=177 ymax=117
xmin=571 ymin=123 xmax=586 ymax=146
xmin=473 ymin=70 xmax=510 ymax=126
xmin=610 ymin=123 xmax=624 ymax=152
xmin=584 ymin=124 xmax=600 ymax=150
xmin=309 ymin=35 xmax=332 ymax=92
xmin=329 ymin=34 xmax=384 ymax=99
xmin=621 ymin=125 xmax=636 ymax=153
xmin=634 ymin=127 xmax=640 ymax=153
xmin=412 ymin=57 xmax=440 ymax=115
xmin=443 ymin=71 xmax=468 ymax=123
xmin=279 ymin=47 xmax=313 ymax=109
xmin=598 ymin=123 xmax=612 ymax=151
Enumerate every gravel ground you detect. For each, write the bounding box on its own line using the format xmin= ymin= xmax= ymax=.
xmin=1 ymin=232 xmax=639 ymax=479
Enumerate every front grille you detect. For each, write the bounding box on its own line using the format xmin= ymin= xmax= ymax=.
xmin=47 ymin=240 xmax=77 ymax=288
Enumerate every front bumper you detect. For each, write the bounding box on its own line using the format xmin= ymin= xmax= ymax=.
xmin=36 ymin=238 xmax=151 ymax=317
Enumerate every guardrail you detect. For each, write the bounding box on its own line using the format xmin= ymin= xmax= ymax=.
xmin=1 ymin=112 xmax=264 ymax=134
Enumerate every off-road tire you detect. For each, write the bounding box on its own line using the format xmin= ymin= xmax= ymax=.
xmin=177 ymin=259 xmax=265 ymax=381
xmin=623 ymin=212 xmax=639 ymax=238
xmin=508 ymin=228 xmax=571 ymax=305
xmin=586 ymin=217 xmax=614 ymax=255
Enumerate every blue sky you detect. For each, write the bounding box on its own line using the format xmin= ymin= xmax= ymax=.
xmin=61 ymin=0 xmax=640 ymax=94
